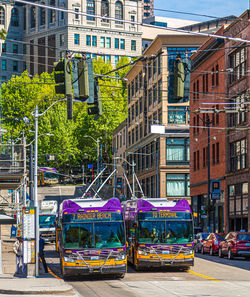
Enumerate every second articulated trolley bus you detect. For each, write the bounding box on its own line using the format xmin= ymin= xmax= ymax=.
xmin=56 ymin=197 xmax=127 ymax=278
xmin=124 ymin=198 xmax=194 ymax=270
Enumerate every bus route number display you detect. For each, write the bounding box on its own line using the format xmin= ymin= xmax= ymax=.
xmin=152 ymin=212 xmax=177 ymax=218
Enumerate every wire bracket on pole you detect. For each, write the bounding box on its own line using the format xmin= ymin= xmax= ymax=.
xmin=93 ymin=169 xmax=116 ymax=198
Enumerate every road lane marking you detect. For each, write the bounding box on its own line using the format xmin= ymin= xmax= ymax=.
xmin=48 ymin=266 xmax=62 ymax=280
xmin=188 ymin=270 xmax=221 ymax=281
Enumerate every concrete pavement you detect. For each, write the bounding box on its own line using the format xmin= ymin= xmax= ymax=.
xmin=0 ymin=225 xmax=79 ymax=296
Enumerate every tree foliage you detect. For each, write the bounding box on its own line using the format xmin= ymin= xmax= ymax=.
xmin=1 ymin=58 xmax=130 ymax=173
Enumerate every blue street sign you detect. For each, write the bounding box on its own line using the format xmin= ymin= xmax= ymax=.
xmin=211 ymin=180 xmax=221 ymax=194
xmin=88 ymin=164 xmax=93 ymax=169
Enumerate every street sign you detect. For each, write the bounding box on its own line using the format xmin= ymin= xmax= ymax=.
xmin=211 ymin=180 xmax=221 ymax=194
xmin=88 ymin=164 xmax=93 ymax=169
xmin=22 ymin=207 xmax=35 ymax=240
xmin=211 ymin=193 xmax=220 ymax=200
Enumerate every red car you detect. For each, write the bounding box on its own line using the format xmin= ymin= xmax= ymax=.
xmin=219 ymin=232 xmax=250 ymax=260
xmin=201 ymin=233 xmax=225 ymax=255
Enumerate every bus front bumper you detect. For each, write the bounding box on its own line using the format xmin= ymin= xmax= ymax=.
xmin=137 ymin=257 xmax=194 ymax=268
xmin=63 ymin=264 xmax=126 ymax=276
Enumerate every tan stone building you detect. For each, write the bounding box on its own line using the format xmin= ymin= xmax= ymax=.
xmin=124 ymin=34 xmax=208 ymax=201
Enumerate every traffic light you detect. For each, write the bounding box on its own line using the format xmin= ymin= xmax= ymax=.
xmin=88 ymin=80 xmax=102 ymax=117
xmin=54 ymin=58 xmax=73 ymax=120
xmin=45 ymin=154 xmax=50 ymax=161
xmin=53 ymin=58 xmax=72 ymax=96
xmin=116 ymin=177 xmax=123 ymax=188
xmin=72 ymin=59 xmax=94 ymax=104
xmin=173 ymin=55 xmax=185 ymax=99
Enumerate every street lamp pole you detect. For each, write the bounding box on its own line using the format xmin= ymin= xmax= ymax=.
xmin=34 ymin=105 xmax=39 ymax=276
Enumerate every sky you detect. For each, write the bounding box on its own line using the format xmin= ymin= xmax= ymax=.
xmin=155 ymin=0 xmax=249 ymax=22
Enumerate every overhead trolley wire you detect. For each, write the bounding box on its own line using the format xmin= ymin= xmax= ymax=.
xmin=12 ymin=0 xmax=250 ymax=44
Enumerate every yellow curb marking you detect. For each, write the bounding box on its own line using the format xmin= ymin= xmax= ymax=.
xmin=39 ymin=258 xmax=62 ymax=280
xmin=188 ymin=270 xmax=221 ymax=281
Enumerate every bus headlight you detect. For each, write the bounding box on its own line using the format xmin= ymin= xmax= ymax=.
xmin=115 ymin=253 xmax=126 ymax=261
xmin=138 ymin=250 xmax=148 ymax=255
xmin=64 ymin=256 xmax=75 ymax=263
xmin=184 ymin=249 xmax=193 ymax=255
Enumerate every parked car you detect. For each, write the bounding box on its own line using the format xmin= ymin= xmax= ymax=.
xmin=219 ymin=232 xmax=250 ymax=259
xmin=194 ymin=233 xmax=210 ymax=253
xmin=201 ymin=233 xmax=225 ymax=255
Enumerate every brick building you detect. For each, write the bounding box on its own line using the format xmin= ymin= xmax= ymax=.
xmin=190 ymin=26 xmax=227 ymax=233
xmin=224 ymin=10 xmax=250 ymax=232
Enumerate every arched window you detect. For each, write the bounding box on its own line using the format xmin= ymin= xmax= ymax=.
xmin=0 ymin=7 xmax=5 ymax=25
xmin=101 ymin=0 xmax=109 ymax=22
xmin=49 ymin=0 xmax=56 ymax=23
xmin=39 ymin=2 xmax=45 ymax=26
xmin=11 ymin=7 xmax=19 ymax=27
xmin=30 ymin=6 xmax=36 ymax=28
xmin=86 ymin=0 xmax=95 ymax=21
xmin=115 ymin=1 xmax=123 ymax=24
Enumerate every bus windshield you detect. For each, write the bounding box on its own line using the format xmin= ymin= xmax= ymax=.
xmin=138 ymin=220 xmax=193 ymax=244
xmin=63 ymin=222 xmax=125 ymax=249
xmin=39 ymin=215 xmax=56 ymax=227
xmin=44 ymin=172 xmax=57 ymax=179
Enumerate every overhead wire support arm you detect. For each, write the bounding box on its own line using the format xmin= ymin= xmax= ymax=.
xmin=93 ymin=169 xmax=117 ymax=198
xmin=82 ymin=167 xmax=106 ymax=198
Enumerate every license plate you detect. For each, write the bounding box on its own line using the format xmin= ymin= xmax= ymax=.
xmin=91 ymin=256 xmax=99 ymax=260
xmin=162 ymin=251 xmax=169 ymax=254
xmin=246 ymin=243 xmax=250 ymax=247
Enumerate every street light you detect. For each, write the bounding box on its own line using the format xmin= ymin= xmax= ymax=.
xmin=83 ymin=135 xmax=100 ymax=185
xmin=31 ymin=99 xmax=65 ymax=277
xmin=115 ymin=157 xmax=136 ymax=199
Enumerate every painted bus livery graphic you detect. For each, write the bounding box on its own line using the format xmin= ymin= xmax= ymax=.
xmin=124 ymin=198 xmax=194 ymax=270
xmin=56 ymin=197 xmax=126 ymax=278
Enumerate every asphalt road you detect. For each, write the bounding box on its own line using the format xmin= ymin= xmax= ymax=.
xmin=45 ymin=247 xmax=250 ymax=297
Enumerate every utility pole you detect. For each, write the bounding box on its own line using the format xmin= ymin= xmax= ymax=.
xmin=29 ymin=144 xmax=34 ymax=203
xmin=34 ymin=105 xmax=39 ymax=277
xmin=23 ymin=131 xmax=27 ymax=206
xmin=132 ymin=158 xmax=135 ymax=199
xmin=113 ymin=149 xmax=117 ymax=197
xmin=97 ymin=138 xmax=100 ymax=186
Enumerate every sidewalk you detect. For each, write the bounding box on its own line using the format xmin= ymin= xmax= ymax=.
xmin=0 ymin=225 xmax=79 ymax=296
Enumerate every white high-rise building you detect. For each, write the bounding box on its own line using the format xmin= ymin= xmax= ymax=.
xmin=0 ymin=0 xmax=143 ymax=80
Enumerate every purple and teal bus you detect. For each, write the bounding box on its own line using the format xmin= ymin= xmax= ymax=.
xmin=124 ymin=198 xmax=194 ymax=270
xmin=57 ymin=197 xmax=127 ymax=278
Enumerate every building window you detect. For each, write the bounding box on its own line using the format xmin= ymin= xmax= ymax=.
xmin=1 ymin=76 xmax=6 ymax=82
xmin=168 ymin=106 xmax=187 ymax=124
xmin=115 ymin=56 xmax=119 ymax=64
xmin=73 ymin=8 xmax=79 ymax=20
xmin=11 ymin=7 xmax=19 ymax=26
xmin=115 ymin=1 xmax=123 ymax=24
xmin=166 ymin=138 xmax=189 ymax=164
xmin=106 ymin=55 xmax=111 ymax=63
xmin=229 ymin=47 xmax=247 ymax=84
xmin=106 ymin=37 xmax=111 ymax=48
xmin=115 ymin=38 xmax=119 ymax=49
xmin=23 ymin=61 xmax=27 ymax=71
xmin=39 ymin=4 xmax=46 ymax=26
xmin=158 ymin=79 xmax=162 ymax=103
xmin=230 ymin=139 xmax=247 ymax=172
xmin=131 ymin=40 xmax=136 ymax=51
xmin=49 ymin=0 xmax=56 ymax=23
xmin=13 ymin=44 xmax=18 ymax=54
xmin=92 ymin=36 xmax=97 ymax=46
xmin=101 ymin=0 xmax=109 ymax=22
xmin=13 ymin=61 xmax=18 ymax=72
xmin=59 ymin=34 xmax=64 ymax=46
xmin=229 ymin=93 xmax=247 ymax=126
xmin=23 ymin=7 xmax=26 ymax=30
xmin=0 ymin=7 xmax=5 ymax=25
xmin=74 ymin=34 xmax=80 ymax=45
xmin=2 ymin=43 xmax=6 ymax=53
xmin=100 ymin=36 xmax=105 ymax=48
xmin=86 ymin=35 xmax=91 ymax=46
xmin=87 ymin=0 xmax=95 ymax=21
xmin=158 ymin=53 xmax=162 ymax=75
xmin=1 ymin=60 xmax=6 ymax=70
xmin=120 ymin=39 xmax=125 ymax=50
xmin=30 ymin=6 xmax=36 ymax=28
xmin=166 ymin=174 xmax=190 ymax=197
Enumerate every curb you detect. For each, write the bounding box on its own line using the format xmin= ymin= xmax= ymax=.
xmin=0 ymin=288 xmax=75 ymax=295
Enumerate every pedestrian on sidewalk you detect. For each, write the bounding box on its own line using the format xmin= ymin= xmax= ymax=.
xmin=13 ymin=237 xmax=26 ymax=277
xmin=39 ymin=237 xmax=48 ymax=273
